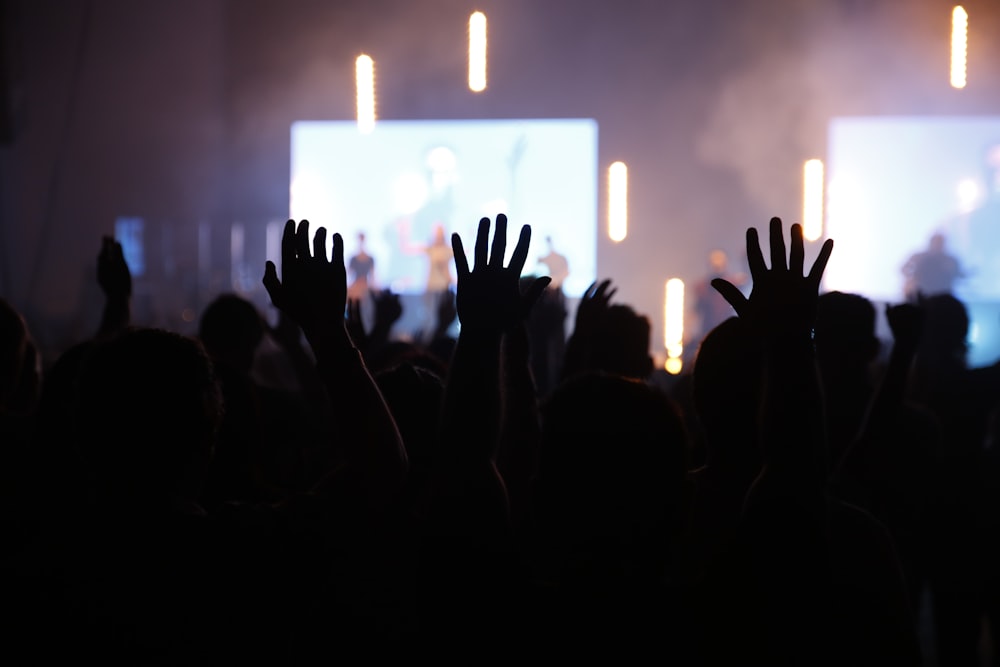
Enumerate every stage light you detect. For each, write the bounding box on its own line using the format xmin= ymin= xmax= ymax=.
xmin=664 ymin=278 xmax=684 ymax=375
xmin=469 ymin=11 xmax=487 ymax=92
xmin=608 ymin=161 xmax=628 ymax=242
xmin=951 ymin=6 xmax=968 ymax=89
xmin=356 ymin=54 xmax=376 ymax=133
xmin=957 ymin=178 xmax=979 ymax=213
xmin=803 ymin=158 xmax=824 ymax=241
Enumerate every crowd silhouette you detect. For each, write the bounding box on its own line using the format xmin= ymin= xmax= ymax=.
xmin=3 ymin=203 xmax=1000 ymax=665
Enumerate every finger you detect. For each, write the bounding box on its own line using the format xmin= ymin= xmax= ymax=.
xmin=281 ymin=219 xmax=296 ymax=267
xmin=521 ymin=276 xmax=553 ymax=313
xmin=604 ymin=287 xmax=618 ymax=303
xmin=313 ymin=226 xmax=328 ymax=262
xmin=807 ymin=238 xmax=834 ymax=285
xmin=746 ymin=227 xmax=766 ymax=280
xmin=769 ymin=217 xmax=787 ymax=272
xmin=583 ymin=280 xmax=597 ymax=299
xmin=789 ymin=223 xmax=805 ymax=276
xmin=489 ymin=214 xmax=508 ymax=268
xmin=594 ymin=279 xmax=614 ymax=300
xmin=508 ymin=224 xmax=532 ymax=274
xmin=263 ymin=261 xmax=282 ymax=305
xmin=452 ymin=233 xmax=470 ymax=278
xmin=711 ymin=278 xmax=748 ymax=316
xmin=331 ymin=232 xmax=344 ymax=268
xmin=474 ymin=217 xmax=490 ymax=270
xmin=296 ymin=220 xmax=311 ymax=260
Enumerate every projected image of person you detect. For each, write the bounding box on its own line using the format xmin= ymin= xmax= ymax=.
xmin=538 ymin=236 xmax=569 ymax=293
xmin=386 ymin=146 xmax=458 ymax=293
xmin=347 ymin=231 xmax=375 ymax=301
xmin=901 ymin=232 xmax=966 ymax=301
xmin=421 ymin=222 xmax=455 ymax=336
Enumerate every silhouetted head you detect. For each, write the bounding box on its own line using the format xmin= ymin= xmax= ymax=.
xmin=536 ymin=372 xmax=688 ymax=577
xmin=708 ymin=249 xmax=728 ymax=274
xmin=814 ymin=291 xmax=880 ymax=381
xmin=73 ymin=328 xmax=222 ymax=507
xmin=590 ymin=304 xmax=654 ymax=380
xmin=431 ymin=223 xmax=447 ymax=244
xmin=929 ymin=233 xmax=946 ymax=253
xmin=198 ymin=294 xmax=265 ymax=374
xmin=691 ymin=317 xmax=763 ymax=463
xmin=917 ymin=293 xmax=970 ymax=365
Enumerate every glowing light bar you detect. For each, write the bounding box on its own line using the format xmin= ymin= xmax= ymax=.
xmin=469 ymin=12 xmax=487 ymax=92
xmin=356 ymin=54 xmax=376 ymax=134
xmin=951 ymin=6 xmax=968 ymax=89
xmin=664 ymin=278 xmax=685 ymax=375
xmin=608 ymin=161 xmax=628 ymax=242
xmin=802 ymin=158 xmax=824 ymax=242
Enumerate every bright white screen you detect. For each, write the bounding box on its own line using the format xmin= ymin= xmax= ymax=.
xmin=825 ymin=116 xmax=1000 ymax=302
xmin=289 ymin=119 xmax=598 ymax=297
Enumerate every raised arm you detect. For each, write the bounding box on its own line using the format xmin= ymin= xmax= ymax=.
xmin=429 ymin=214 xmax=549 ymax=539
xmin=263 ymin=219 xmax=406 ymax=510
xmin=712 ymin=218 xmax=833 ymax=485
xmin=95 ymin=236 xmax=132 ymax=340
xmin=559 ymin=278 xmax=616 ymax=382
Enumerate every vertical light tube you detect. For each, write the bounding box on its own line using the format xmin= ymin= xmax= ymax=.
xmin=469 ymin=12 xmax=487 ymax=92
xmin=951 ymin=6 xmax=968 ymax=89
xmin=230 ymin=223 xmax=245 ymax=290
xmin=608 ymin=161 xmax=628 ymax=242
xmin=356 ymin=54 xmax=376 ymax=133
xmin=803 ymin=158 xmax=824 ymax=242
xmin=664 ymin=278 xmax=684 ymax=375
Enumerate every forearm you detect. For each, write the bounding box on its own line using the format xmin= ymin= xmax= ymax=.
xmin=496 ymin=325 xmax=542 ymax=526
xmin=307 ymin=324 xmax=407 ymax=505
xmin=757 ymin=333 xmax=828 ymax=491
xmin=440 ymin=328 xmax=503 ymax=460
xmin=96 ymin=295 xmax=130 ymax=339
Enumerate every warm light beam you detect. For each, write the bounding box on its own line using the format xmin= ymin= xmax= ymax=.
xmin=356 ymin=54 xmax=376 ymax=133
xmin=803 ymin=158 xmax=824 ymax=241
xmin=951 ymin=6 xmax=968 ymax=89
xmin=469 ymin=12 xmax=487 ymax=92
xmin=664 ymin=278 xmax=685 ymax=374
xmin=608 ymin=161 xmax=628 ymax=242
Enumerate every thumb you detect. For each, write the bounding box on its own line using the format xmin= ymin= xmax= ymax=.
xmin=263 ymin=261 xmax=283 ymax=307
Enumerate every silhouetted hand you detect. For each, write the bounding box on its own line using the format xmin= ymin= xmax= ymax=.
xmin=574 ymin=278 xmax=617 ymax=334
xmin=885 ymin=301 xmax=923 ymax=352
xmin=711 ymin=217 xmax=833 ymax=339
xmin=451 ymin=214 xmax=550 ymax=334
xmin=97 ymin=236 xmax=132 ymax=300
xmin=263 ymin=219 xmax=347 ymax=342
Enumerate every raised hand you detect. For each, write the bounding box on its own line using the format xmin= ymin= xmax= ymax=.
xmin=97 ymin=236 xmax=132 ymax=300
xmin=95 ymin=236 xmax=132 ymax=339
xmin=262 ymin=219 xmax=347 ymax=343
xmin=574 ymin=278 xmax=617 ymax=333
xmin=451 ymin=214 xmax=551 ymax=334
xmin=711 ymin=217 xmax=833 ymax=338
